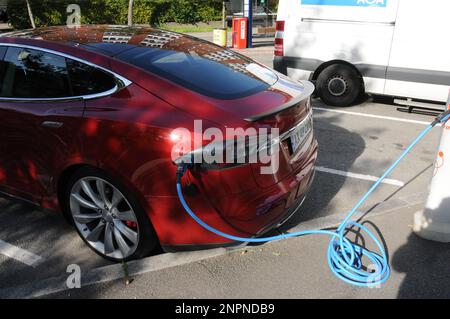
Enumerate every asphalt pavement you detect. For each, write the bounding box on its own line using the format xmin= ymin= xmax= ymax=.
xmin=0 ymin=37 xmax=448 ymax=299
xmin=44 ymin=202 xmax=450 ymax=299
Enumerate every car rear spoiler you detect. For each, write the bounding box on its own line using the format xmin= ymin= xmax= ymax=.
xmin=245 ymin=80 xmax=315 ymax=122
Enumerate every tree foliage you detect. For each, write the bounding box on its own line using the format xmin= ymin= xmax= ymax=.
xmin=8 ymin=0 xmax=223 ymax=29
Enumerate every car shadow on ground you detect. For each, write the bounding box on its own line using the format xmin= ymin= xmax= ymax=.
xmin=278 ymin=114 xmax=366 ymax=232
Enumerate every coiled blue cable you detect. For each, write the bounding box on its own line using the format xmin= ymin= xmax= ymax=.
xmin=176 ymin=113 xmax=450 ymax=287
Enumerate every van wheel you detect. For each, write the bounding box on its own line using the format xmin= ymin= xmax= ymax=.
xmin=65 ymin=167 xmax=157 ymax=262
xmin=316 ymin=64 xmax=364 ymax=107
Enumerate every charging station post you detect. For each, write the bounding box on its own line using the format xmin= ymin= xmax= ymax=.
xmin=414 ymin=90 xmax=450 ymax=242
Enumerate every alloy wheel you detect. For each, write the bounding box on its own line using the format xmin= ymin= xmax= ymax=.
xmin=69 ymin=177 xmax=139 ymax=259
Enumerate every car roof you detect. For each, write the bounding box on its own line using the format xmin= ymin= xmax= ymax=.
xmin=0 ymin=24 xmax=215 ymax=57
xmin=0 ymin=24 xmax=278 ymax=101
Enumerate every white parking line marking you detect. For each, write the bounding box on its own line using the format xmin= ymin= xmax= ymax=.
xmin=313 ymin=107 xmax=437 ymax=126
xmin=0 ymin=240 xmax=44 ymax=268
xmin=315 ymin=166 xmax=405 ymax=187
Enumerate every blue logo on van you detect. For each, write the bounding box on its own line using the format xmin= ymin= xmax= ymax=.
xmin=301 ymin=0 xmax=387 ymax=7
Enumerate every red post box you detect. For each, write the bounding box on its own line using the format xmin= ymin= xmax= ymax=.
xmin=232 ymin=17 xmax=248 ymax=49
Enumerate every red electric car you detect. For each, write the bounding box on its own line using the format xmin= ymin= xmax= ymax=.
xmin=0 ymin=25 xmax=317 ymax=261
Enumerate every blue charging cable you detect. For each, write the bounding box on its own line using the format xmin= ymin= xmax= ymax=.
xmin=176 ymin=111 xmax=450 ymax=287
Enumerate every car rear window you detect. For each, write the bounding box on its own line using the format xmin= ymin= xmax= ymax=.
xmin=115 ymin=47 xmax=278 ymax=100
xmin=67 ymin=59 xmax=117 ymax=96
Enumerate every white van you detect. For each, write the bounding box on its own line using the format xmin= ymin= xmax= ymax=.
xmin=274 ymin=0 xmax=450 ymax=107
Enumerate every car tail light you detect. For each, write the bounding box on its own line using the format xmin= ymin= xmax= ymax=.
xmin=274 ymin=21 xmax=285 ymax=57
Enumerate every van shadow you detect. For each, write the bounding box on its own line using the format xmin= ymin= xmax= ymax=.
xmin=372 ymin=95 xmax=443 ymax=117
xmin=278 ymin=113 xmax=366 ymax=231
xmin=392 ymin=197 xmax=450 ymax=299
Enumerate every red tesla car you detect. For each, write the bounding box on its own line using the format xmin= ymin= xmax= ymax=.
xmin=0 ymin=25 xmax=317 ymax=261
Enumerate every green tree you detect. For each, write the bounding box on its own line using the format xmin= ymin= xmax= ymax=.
xmin=8 ymin=0 xmax=223 ymax=29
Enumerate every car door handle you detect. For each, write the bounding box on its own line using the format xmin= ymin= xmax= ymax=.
xmin=41 ymin=121 xmax=64 ymax=128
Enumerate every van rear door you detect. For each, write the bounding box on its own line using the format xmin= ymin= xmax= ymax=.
xmin=282 ymin=0 xmax=399 ymax=95
xmin=385 ymin=0 xmax=450 ymax=103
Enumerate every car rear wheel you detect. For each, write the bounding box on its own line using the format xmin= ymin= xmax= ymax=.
xmin=316 ymin=64 xmax=364 ymax=107
xmin=65 ymin=167 xmax=157 ymax=262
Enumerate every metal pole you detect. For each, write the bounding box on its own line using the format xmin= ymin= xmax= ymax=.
xmin=243 ymin=0 xmax=253 ymax=48
xmin=222 ymin=1 xmax=226 ymax=29
xmin=248 ymin=0 xmax=253 ymax=48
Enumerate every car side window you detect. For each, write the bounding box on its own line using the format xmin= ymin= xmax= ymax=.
xmin=66 ymin=59 xmax=117 ymax=96
xmin=0 ymin=46 xmax=119 ymax=100
xmin=0 ymin=47 xmax=71 ymax=99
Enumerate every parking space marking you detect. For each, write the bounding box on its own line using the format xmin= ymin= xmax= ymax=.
xmin=315 ymin=166 xmax=405 ymax=187
xmin=0 ymin=239 xmax=44 ymax=268
xmin=313 ymin=107 xmax=435 ymax=126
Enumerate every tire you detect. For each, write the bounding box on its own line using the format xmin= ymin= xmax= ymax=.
xmin=316 ymin=64 xmax=364 ymax=107
xmin=64 ymin=167 xmax=157 ymax=262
